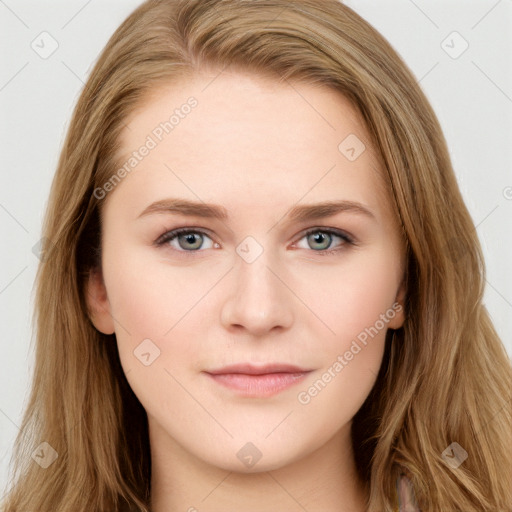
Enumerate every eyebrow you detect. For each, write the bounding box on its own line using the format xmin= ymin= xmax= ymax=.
xmin=137 ymin=198 xmax=376 ymax=222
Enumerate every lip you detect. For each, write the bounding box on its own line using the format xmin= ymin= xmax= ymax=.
xmin=204 ymin=363 xmax=312 ymax=398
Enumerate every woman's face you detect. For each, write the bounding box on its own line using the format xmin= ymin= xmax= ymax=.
xmin=88 ymin=70 xmax=406 ymax=473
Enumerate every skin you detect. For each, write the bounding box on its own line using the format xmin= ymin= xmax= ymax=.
xmin=87 ymin=70 xmax=406 ymax=512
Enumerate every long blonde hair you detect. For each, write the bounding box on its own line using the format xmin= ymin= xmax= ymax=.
xmin=2 ymin=1 xmax=511 ymax=510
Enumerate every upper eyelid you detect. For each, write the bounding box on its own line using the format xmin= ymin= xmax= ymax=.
xmin=301 ymin=227 xmax=353 ymax=240
xmin=154 ymin=227 xmax=213 ymax=245
xmin=156 ymin=226 xmax=353 ymax=248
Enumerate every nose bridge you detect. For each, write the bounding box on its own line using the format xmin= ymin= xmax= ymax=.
xmin=220 ymin=238 xmax=294 ymax=335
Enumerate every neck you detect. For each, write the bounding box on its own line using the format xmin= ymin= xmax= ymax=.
xmin=149 ymin=420 xmax=368 ymax=512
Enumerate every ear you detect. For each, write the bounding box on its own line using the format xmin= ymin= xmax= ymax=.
xmin=387 ymin=277 xmax=406 ymax=329
xmin=86 ymin=267 xmax=115 ymax=335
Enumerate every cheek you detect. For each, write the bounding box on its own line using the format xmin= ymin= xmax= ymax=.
xmin=101 ymin=251 xmax=212 ymax=412
xmin=292 ymin=251 xmax=400 ymax=351
xmin=103 ymin=248 xmax=220 ymax=335
xmin=293 ymin=261 xmax=395 ymax=429
xmin=101 ymin=247 xmax=230 ymax=378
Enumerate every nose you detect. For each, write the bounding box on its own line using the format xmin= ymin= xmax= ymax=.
xmin=219 ymin=247 xmax=294 ymax=337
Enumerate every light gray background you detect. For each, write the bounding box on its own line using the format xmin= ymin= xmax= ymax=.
xmin=1 ymin=0 xmax=511 ymax=493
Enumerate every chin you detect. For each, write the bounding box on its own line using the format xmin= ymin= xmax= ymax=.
xmin=211 ymin=454 xmax=295 ymax=474
xmin=224 ymin=437 xmax=312 ymax=474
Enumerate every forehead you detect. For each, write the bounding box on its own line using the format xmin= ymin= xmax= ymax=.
xmin=107 ymin=70 xmax=390 ymax=222
xmin=121 ymin=71 xmax=372 ymax=155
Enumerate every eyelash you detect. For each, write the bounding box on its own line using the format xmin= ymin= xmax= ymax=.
xmin=154 ymin=226 xmax=355 ymax=256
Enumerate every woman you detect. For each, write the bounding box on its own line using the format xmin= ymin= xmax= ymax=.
xmin=2 ymin=0 xmax=511 ymax=511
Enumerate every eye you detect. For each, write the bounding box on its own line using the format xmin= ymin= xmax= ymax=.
xmin=155 ymin=228 xmax=217 ymax=252
xmin=154 ymin=227 xmax=354 ymax=255
xmin=294 ymin=228 xmax=354 ymax=255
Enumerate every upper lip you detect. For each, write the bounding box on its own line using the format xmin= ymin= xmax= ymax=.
xmin=205 ymin=363 xmax=311 ymax=375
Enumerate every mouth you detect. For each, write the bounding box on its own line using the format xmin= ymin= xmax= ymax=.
xmin=203 ymin=363 xmax=313 ymax=398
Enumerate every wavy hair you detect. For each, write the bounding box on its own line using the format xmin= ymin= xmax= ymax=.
xmin=2 ymin=0 xmax=511 ymax=510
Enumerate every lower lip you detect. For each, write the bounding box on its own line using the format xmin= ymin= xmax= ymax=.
xmin=206 ymin=372 xmax=310 ymax=397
